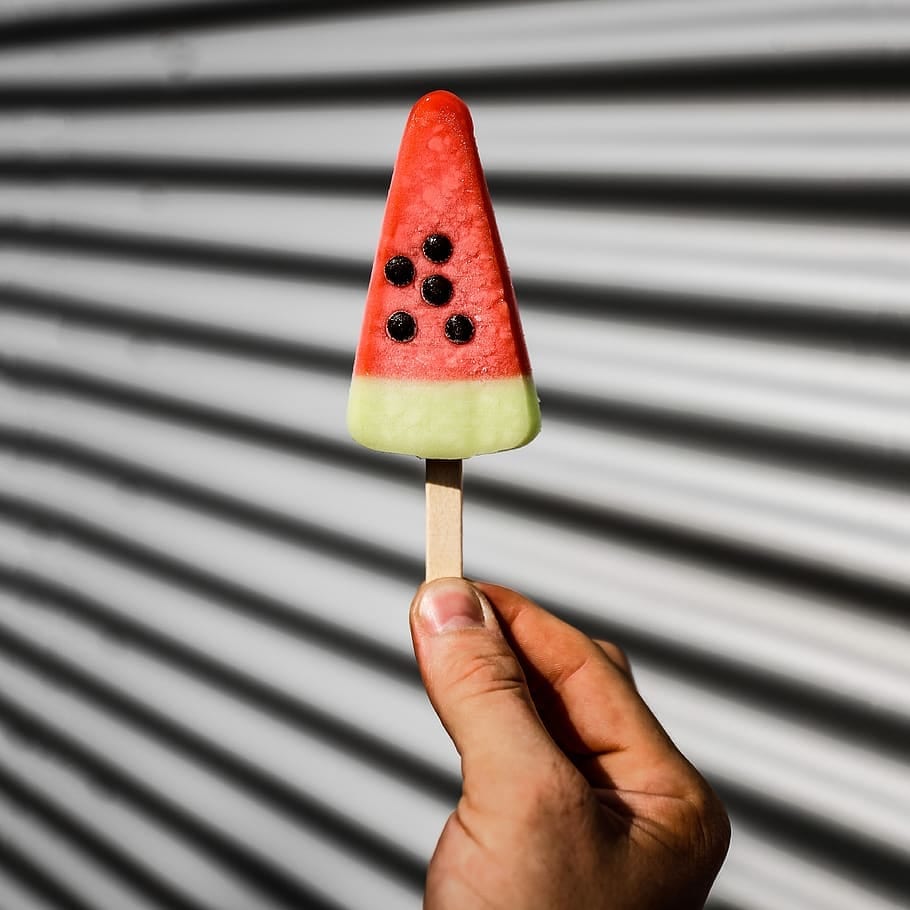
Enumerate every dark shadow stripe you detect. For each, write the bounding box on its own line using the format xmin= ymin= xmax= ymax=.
xmin=0 ymin=221 xmax=368 ymax=286
xmin=0 ymin=427 xmax=908 ymax=767
xmin=479 ymin=471 xmax=910 ymax=629
xmin=544 ymin=589 xmax=910 ymax=765
xmin=0 ymin=351 xmax=425 ymax=691
xmin=543 ymin=388 xmax=910 ymax=494
xmin=0 ymin=0 xmax=513 ymax=49
xmin=2 ymin=362 xmax=909 ymax=631
xmin=0 ymin=491 xmax=424 ymax=691
xmin=517 ymin=277 xmax=910 ymax=354
xmin=719 ymin=780 xmax=910 ymax=906
xmin=4 ymin=220 xmax=910 ymax=356
xmin=0 ymin=156 xmax=388 ymax=198
xmin=3 ymin=271 xmax=906 ymax=409
xmin=0 ymin=834 xmax=98 ymax=910
xmin=4 ymin=155 xmax=910 ymax=227
xmin=0 ymin=562 xmax=459 ymax=804
xmin=492 ymin=171 xmax=910 ymax=227
xmin=0 ymin=623 xmax=428 ymax=891
xmin=0 ymin=55 xmax=909 ymax=111
xmin=0 ymin=283 xmax=354 ymax=376
xmin=5 ymin=280 xmax=904 ymax=494
xmin=0 ymin=756 xmax=219 ymax=910
xmin=0 ymin=702 xmax=349 ymax=910
xmin=0 ymin=356 xmax=421 ymax=497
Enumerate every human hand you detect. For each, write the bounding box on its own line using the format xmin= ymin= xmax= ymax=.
xmin=410 ymin=578 xmax=730 ymax=910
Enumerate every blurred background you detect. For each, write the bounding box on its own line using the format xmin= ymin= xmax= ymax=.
xmin=0 ymin=1 xmax=908 ymax=908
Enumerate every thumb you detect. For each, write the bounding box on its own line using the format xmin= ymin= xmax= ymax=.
xmin=410 ymin=578 xmax=563 ymax=799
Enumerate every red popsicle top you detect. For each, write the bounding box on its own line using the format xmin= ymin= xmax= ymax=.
xmin=352 ymin=90 xmax=533 ymax=382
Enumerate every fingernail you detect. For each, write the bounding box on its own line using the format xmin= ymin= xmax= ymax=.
xmin=417 ymin=579 xmax=485 ymax=633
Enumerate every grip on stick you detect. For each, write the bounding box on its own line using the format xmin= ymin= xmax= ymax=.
xmin=425 ymin=459 xmax=463 ymax=581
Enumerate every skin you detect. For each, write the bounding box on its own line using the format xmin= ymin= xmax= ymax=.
xmin=410 ymin=577 xmax=731 ymax=910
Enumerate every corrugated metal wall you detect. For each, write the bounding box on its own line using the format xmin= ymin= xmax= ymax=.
xmin=0 ymin=2 xmax=908 ymax=908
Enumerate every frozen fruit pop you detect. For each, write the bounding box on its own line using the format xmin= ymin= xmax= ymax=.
xmin=347 ymin=90 xmax=541 ymax=460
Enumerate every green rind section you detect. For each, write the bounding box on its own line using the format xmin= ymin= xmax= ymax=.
xmin=347 ymin=375 xmax=541 ymax=459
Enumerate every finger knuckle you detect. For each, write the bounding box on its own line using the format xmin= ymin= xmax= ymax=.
xmin=594 ymin=638 xmax=632 ymax=674
xmin=516 ymin=764 xmax=585 ymax=824
xmin=683 ymin=778 xmax=732 ymax=869
xmin=450 ymin=647 xmax=526 ymax=699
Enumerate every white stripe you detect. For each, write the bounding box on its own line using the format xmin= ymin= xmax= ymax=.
xmin=0 ymin=653 xmax=424 ymax=910
xmin=0 ymin=1 xmax=907 ymax=83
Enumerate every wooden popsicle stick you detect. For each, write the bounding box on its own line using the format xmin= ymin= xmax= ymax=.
xmin=425 ymin=459 xmax=463 ymax=581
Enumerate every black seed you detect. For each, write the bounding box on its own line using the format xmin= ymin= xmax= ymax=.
xmin=386 ymin=311 xmax=416 ymax=342
xmin=445 ymin=314 xmax=474 ymax=344
xmin=384 ymin=255 xmax=415 ymax=286
xmin=422 ymin=233 xmax=453 ymax=263
xmin=421 ymin=275 xmax=453 ymax=306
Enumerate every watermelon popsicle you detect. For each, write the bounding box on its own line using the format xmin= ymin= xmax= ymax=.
xmin=347 ymin=90 xmax=541 ymax=578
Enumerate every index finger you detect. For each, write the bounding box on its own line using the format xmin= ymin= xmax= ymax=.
xmin=473 ymin=582 xmax=689 ymax=793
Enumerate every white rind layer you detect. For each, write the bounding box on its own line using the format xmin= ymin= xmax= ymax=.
xmin=347 ymin=375 xmax=541 ymax=459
